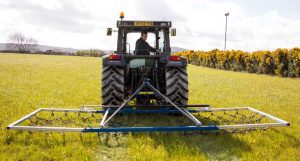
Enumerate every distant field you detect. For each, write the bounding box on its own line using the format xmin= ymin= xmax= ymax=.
xmin=0 ymin=54 xmax=299 ymax=160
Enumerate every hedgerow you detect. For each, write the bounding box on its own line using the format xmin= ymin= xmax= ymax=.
xmin=176 ymin=48 xmax=300 ymax=77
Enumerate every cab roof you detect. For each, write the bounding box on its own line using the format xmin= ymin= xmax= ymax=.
xmin=116 ymin=20 xmax=172 ymax=28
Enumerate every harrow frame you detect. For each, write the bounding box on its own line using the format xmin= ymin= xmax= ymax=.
xmin=7 ymin=79 xmax=290 ymax=133
xmin=7 ymin=105 xmax=289 ymax=133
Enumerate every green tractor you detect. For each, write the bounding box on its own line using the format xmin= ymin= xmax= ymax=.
xmin=102 ymin=13 xmax=188 ymax=108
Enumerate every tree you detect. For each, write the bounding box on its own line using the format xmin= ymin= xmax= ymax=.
xmin=6 ymin=33 xmax=38 ymax=53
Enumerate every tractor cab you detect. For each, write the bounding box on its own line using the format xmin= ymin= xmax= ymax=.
xmin=107 ymin=20 xmax=177 ymax=68
xmin=102 ymin=12 xmax=187 ymax=107
xmin=107 ymin=20 xmax=176 ymax=55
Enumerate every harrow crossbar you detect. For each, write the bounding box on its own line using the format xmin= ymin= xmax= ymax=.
xmin=7 ymin=106 xmax=289 ymax=133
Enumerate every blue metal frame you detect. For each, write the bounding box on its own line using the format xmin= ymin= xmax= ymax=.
xmin=94 ymin=108 xmax=208 ymax=114
xmin=82 ymin=125 xmax=219 ymax=133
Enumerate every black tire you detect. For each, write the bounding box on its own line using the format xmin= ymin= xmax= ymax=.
xmin=165 ymin=67 xmax=188 ymax=105
xmin=101 ymin=66 xmax=125 ymax=109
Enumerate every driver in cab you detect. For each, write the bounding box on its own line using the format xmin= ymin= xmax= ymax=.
xmin=135 ymin=31 xmax=161 ymax=55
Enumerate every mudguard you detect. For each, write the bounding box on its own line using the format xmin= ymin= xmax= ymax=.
xmin=102 ymin=54 xmax=127 ymax=66
xmin=165 ymin=56 xmax=187 ymax=68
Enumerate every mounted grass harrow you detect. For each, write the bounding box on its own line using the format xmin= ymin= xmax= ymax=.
xmin=7 ymin=105 xmax=289 ymax=133
xmin=7 ymin=79 xmax=289 ymax=134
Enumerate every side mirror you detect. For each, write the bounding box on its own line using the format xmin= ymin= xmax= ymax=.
xmin=171 ymin=28 xmax=176 ymax=36
xmin=107 ymin=28 xmax=112 ymax=36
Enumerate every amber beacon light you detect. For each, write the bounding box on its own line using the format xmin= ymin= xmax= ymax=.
xmin=120 ymin=11 xmax=124 ymax=20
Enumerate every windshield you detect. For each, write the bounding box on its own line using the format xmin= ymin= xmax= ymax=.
xmin=125 ymin=31 xmax=165 ymax=54
xmin=126 ymin=32 xmax=155 ymax=54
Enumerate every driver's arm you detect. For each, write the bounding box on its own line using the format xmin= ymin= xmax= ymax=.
xmin=145 ymin=42 xmax=157 ymax=52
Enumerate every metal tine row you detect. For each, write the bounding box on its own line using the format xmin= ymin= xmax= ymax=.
xmin=8 ymin=105 xmax=289 ymax=134
xmin=27 ymin=109 xmax=268 ymax=131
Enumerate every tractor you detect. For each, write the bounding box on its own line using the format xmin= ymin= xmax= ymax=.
xmin=102 ymin=13 xmax=188 ymax=108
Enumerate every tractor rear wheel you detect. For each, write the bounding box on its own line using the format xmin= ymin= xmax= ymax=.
xmin=165 ymin=67 xmax=188 ymax=105
xmin=101 ymin=66 xmax=125 ymax=109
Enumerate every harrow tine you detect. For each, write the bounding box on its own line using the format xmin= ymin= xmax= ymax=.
xmin=61 ymin=132 xmax=66 ymax=145
xmin=113 ymin=132 xmax=120 ymax=145
xmin=97 ymin=132 xmax=101 ymax=142
xmin=104 ymin=132 xmax=110 ymax=146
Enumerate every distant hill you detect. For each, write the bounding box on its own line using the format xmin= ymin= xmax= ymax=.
xmin=0 ymin=43 xmax=186 ymax=54
xmin=171 ymin=46 xmax=187 ymax=53
xmin=0 ymin=43 xmax=7 ymax=51
xmin=0 ymin=43 xmax=79 ymax=53
xmin=35 ymin=44 xmax=79 ymax=53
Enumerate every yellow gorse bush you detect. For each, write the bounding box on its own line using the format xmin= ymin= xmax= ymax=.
xmin=176 ymin=48 xmax=300 ymax=77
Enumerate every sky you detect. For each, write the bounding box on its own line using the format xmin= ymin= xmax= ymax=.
xmin=0 ymin=0 xmax=300 ymax=51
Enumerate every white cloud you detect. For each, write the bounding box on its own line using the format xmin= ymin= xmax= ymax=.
xmin=0 ymin=0 xmax=300 ymax=51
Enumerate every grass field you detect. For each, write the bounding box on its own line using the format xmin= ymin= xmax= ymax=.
xmin=0 ymin=54 xmax=299 ymax=161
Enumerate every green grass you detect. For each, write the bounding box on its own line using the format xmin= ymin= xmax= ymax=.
xmin=0 ymin=53 xmax=299 ymax=160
